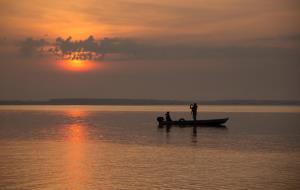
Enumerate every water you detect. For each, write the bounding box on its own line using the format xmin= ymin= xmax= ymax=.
xmin=0 ymin=105 xmax=299 ymax=190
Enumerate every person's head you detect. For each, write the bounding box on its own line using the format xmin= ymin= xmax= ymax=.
xmin=165 ymin=112 xmax=170 ymax=115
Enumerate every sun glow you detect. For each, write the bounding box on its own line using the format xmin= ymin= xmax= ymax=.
xmin=58 ymin=59 xmax=98 ymax=72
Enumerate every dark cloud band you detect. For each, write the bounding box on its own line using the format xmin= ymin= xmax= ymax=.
xmin=18 ymin=35 xmax=300 ymax=61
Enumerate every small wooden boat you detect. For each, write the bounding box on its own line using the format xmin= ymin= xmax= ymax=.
xmin=157 ymin=117 xmax=229 ymax=127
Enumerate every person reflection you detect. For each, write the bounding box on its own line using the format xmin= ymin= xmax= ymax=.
xmin=166 ymin=125 xmax=171 ymax=133
xmin=192 ymin=126 xmax=197 ymax=137
xmin=191 ymin=126 xmax=198 ymax=143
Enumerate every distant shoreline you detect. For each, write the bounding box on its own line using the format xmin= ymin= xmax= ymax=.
xmin=0 ymin=99 xmax=299 ymax=106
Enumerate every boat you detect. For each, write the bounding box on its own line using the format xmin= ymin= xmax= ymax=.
xmin=157 ymin=117 xmax=229 ymax=127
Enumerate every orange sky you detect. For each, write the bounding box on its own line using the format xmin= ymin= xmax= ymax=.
xmin=1 ymin=0 xmax=299 ymax=43
xmin=0 ymin=0 xmax=299 ymax=100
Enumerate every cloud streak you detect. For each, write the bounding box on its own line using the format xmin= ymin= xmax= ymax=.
xmin=16 ymin=35 xmax=300 ymax=62
xmin=46 ymin=36 xmax=138 ymax=60
xmin=19 ymin=37 xmax=48 ymax=57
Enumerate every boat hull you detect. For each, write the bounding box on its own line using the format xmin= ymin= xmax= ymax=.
xmin=158 ymin=118 xmax=229 ymax=127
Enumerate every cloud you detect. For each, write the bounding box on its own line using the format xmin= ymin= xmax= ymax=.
xmin=15 ymin=35 xmax=300 ymax=62
xmin=19 ymin=37 xmax=48 ymax=57
xmin=256 ymin=34 xmax=300 ymax=42
xmin=47 ymin=36 xmax=138 ymax=60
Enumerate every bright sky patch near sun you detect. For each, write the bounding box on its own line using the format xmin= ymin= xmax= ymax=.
xmin=58 ymin=60 xmax=99 ymax=72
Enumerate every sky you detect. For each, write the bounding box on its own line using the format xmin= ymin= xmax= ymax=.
xmin=0 ymin=0 xmax=299 ymax=101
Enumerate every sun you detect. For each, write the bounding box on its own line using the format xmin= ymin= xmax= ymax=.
xmin=58 ymin=59 xmax=98 ymax=72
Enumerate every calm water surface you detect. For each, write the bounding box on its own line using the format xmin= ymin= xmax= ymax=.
xmin=0 ymin=105 xmax=299 ymax=190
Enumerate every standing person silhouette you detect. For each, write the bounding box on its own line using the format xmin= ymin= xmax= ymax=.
xmin=165 ymin=112 xmax=172 ymax=121
xmin=190 ymin=103 xmax=198 ymax=120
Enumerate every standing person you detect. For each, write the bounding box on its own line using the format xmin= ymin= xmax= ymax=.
xmin=165 ymin=112 xmax=172 ymax=121
xmin=190 ymin=103 xmax=198 ymax=120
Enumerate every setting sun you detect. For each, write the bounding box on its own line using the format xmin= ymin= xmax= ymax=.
xmin=58 ymin=59 xmax=98 ymax=72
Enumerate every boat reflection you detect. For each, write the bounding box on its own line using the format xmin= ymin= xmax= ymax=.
xmin=159 ymin=125 xmax=227 ymax=132
xmin=158 ymin=124 xmax=227 ymax=144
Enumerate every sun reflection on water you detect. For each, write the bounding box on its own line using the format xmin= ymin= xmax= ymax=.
xmin=66 ymin=109 xmax=88 ymax=118
xmin=62 ymin=109 xmax=90 ymax=189
xmin=67 ymin=124 xmax=87 ymax=143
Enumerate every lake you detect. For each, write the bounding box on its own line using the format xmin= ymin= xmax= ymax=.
xmin=0 ymin=105 xmax=299 ymax=190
